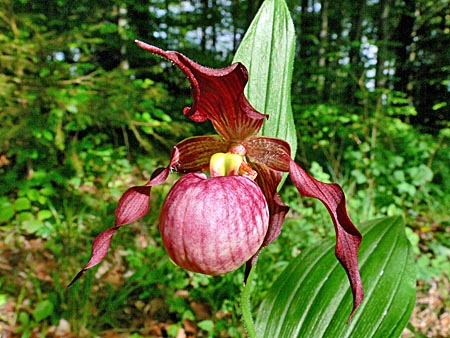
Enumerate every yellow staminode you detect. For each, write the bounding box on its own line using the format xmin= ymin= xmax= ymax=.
xmin=210 ymin=152 xmax=243 ymax=177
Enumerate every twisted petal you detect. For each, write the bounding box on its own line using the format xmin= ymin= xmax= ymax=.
xmin=135 ymin=40 xmax=267 ymax=141
xmin=289 ymin=160 xmax=363 ymax=321
xmin=246 ymin=139 xmax=363 ymax=318
xmin=68 ymin=148 xmax=180 ymax=286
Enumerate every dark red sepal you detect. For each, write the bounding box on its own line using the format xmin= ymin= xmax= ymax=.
xmin=135 ymin=40 xmax=267 ymax=141
xmin=288 ymin=160 xmax=363 ymax=321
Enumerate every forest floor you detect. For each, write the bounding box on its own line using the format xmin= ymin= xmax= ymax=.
xmin=0 ymin=234 xmax=449 ymax=338
xmin=402 ymin=277 xmax=449 ymax=338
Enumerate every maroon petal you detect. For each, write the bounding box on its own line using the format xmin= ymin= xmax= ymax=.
xmin=135 ymin=40 xmax=267 ymax=141
xmin=254 ymin=164 xmax=290 ymax=247
xmin=68 ymin=148 xmax=180 ymax=286
xmin=245 ymin=162 xmax=289 ymax=281
xmin=174 ymin=135 xmax=228 ymax=173
xmin=244 ymin=136 xmax=291 ymax=172
xmin=288 ymin=160 xmax=363 ymax=320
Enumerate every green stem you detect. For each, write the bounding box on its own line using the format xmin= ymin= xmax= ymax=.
xmin=406 ymin=322 xmax=427 ymax=338
xmin=241 ymin=264 xmax=257 ymax=338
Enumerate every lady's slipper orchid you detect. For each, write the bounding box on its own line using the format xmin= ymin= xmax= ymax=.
xmin=70 ymin=40 xmax=364 ymax=319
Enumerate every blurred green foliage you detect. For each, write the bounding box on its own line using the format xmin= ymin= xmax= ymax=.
xmin=0 ymin=0 xmax=448 ymax=337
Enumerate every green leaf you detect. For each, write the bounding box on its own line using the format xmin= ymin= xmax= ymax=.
xmin=17 ymin=211 xmax=34 ymax=222
xmin=255 ymin=216 xmax=416 ymax=338
xmin=233 ymin=0 xmax=297 ymax=161
xmin=18 ymin=311 xmax=30 ymax=326
xmin=197 ymin=319 xmax=214 ymax=332
xmin=32 ymin=300 xmax=54 ymax=323
xmin=0 ymin=199 xmax=15 ymax=223
xmin=26 ymin=189 xmax=40 ymax=202
xmin=15 ymin=197 xmax=31 ymax=211
xmin=37 ymin=209 xmax=53 ymax=221
xmin=432 ymin=101 xmax=447 ymax=110
xmin=0 ymin=294 xmax=7 ymax=306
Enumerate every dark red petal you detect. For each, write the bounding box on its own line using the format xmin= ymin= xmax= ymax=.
xmin=135 ymin=40 xmax=267 ymax=141
xmin=254 ymin=164 xmax=290 ymax=247
xmin=288 ymin=160 xmax=363 ymax=321
xmin=174 ymin=135 xmax=228 ymax=173
xmin=245 ymin=163 xmax=289 ymax=281
xmin=244 ymin=136 xmax=291 ymax=172
xmin=67 ymin=227 xmax=118 ymax=286
xmin=68 ymin=148 xmax=180 ymax=286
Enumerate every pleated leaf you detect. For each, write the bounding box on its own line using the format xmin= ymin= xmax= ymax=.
xmin=233 ymin=0 xmax=297 ymax=160
xmin=255 ymin=216 xmax=416 ymax=338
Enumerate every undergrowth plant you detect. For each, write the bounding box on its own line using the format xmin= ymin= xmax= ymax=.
xmin=0 ymin=0 xmax=448 ymax=337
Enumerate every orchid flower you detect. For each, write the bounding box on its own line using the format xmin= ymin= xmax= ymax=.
xmin=70 ymin=40 xmax=363 ymax=319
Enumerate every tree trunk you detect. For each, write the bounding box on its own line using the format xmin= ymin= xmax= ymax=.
xmin=201 ymin=0 xmax=208 ymax=52
xmin=299 ymin=0 xmax=314 ymax=98
xmin=317 ymin=0 xmax=329 ymax=99
xmin=299 ymin=0 xmax=310 ymax=61
xmin=230 ymin=0 xmax=239 ymax=52
xmin=245 ymin=0 xmax=263 ymax=30
xmin=375 ymin=0 xmax=394 ymax=89
xmin=346 ymin=0 xmax=366 ymax=104
xmin=118 ymin=4 xmax=129 ymax=71
xmin=211 ymin=0 xmax=217 ymax=51
xmin=393 ymin=0 xmax=416 ymax=95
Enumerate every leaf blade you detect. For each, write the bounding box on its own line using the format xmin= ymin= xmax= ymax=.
xmin=233 ymin=0 xmax=297 ymax=160
xmin=255 ymin=216 xmax=416 ymax=338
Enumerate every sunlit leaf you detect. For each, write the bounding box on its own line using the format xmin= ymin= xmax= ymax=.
xmin=0 ymin=199 xmax=15 ymax=223
xmin=233 ymin=0 xmax=297 ymax=161
xmin=15 ymin=197 xmax=31 ymax=211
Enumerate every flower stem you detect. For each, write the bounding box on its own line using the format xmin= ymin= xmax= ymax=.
xmin=241 ymin=264 xmax=257 ymax=338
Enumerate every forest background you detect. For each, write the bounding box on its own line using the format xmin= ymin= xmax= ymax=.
xmin=0 ymin=0 xmax=449 ymax=337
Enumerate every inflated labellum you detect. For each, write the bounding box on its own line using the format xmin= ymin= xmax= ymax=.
xmin=159 ymin=173 xmax=269 ymax=275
